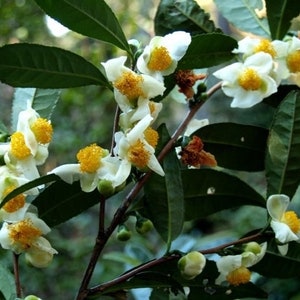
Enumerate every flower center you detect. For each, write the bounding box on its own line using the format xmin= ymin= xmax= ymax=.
xmin=114 ymin=71 xmax=145 ymax=101
xmin=144 ymin=127 xmax=159 ymax=148
xmin=147 ymin=46 xmax=172 ymax=71
xmin=238 ymin=68 xmax=262 ymax=91
xmin=254 ymin=39 xmax=276 ymax=57
xmin=2 ymin=185 xmax=26 ymax=213
xmin=226 ymin=266 xmax=251 ymax=286
xmin=287 ymin=50 xmax=300 ymax=73
xmin=30 ymin=118 xmax=53 ymax=144
xmin=77 ymin=143 xmax=105 ymax=173
xmin=9 ymin=219 xmax=42 ymax=250
xmin=10 ymin=132 xmax=31 ymax=159
xmin=282 ymin=211 xmax=300 ymax=233
xmin=128 ymin=139 xmax=150 ymax=169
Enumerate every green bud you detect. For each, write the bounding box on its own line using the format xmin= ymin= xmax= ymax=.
xmin=24 ymin=295 xmax=42 ymax=300
xmin=196 ymin=82 xmax=207 ymax=93
xmin=178 ymin=251 xmax=206 ymax=280
xmin=117 ymin=225 xmax=132 ymax=241
xmin=243 ymin=242 xmax=262 ymax=255
xmin=97 ymin=179 xmax=115 ymax=197
xmin=136 ymin=218 xmax=154 ymax=234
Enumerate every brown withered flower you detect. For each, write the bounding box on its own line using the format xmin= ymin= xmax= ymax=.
xmin=180 ymin=135 xmax=217 ymax=168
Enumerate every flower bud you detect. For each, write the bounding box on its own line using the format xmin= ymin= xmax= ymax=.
xmin=135 ymin=218 xmax=154 ymax=235
xmin=24 ymin=295 xmax=42 ymax=300
xmin=178 ymin=251 xmax=206 ymax=280
xmin=117 ymin=225 xmax=132 ymax=241
xmin=97 ymin=179 xmax=115 ymax=197
xmin=243 ymin=242 xmax=262 ymax=255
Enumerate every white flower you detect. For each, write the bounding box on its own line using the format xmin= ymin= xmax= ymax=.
xmin=267 ymin=194 xmax=300 ymax=255
xmin=284 ymin=36 xmax=300 ymax=86
xmin=137 ymin=31 xmax=191 ymax=81
xmin=101 ymin=56 xmax=165 ymax=112
xmin=114 ymin=114 xmax=164 ymax=176
xmin=213 ymin=52 xmax=278 ymax=108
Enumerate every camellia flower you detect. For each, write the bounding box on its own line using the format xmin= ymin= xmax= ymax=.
xmin=136 ymin=31 xmax=191 ymax=81
xmin=267 ymin=194 xmax=300 ymax=255
xmin=0 ymin=212 xmax=57 ymax=268
xmin=114 ymin=114 xmax=164 ymax=176
xmin=213 ymin=52 xmax=278 ymax=108
xmin=284 ymin=36 xmax=300 ymax=86
xmin=101 ymin=56 xmax=165 ymax=113
xmin=216 ymin=242 xmax=267 ymax=286
xmin=178 ymin=251 xmax=206 ymax=280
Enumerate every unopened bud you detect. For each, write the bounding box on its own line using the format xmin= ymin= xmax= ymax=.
xmin=117 ymin=225 xmax=132 ymax=241
xmin=24 ymin=295 xmax=42 ymax=300
xmin=178 ymin=251 xmax=206 ymax=280
xmin=98 ymin=179 xmax=115 ymax=197
xmin=243 ymin=242 xmax=262 ymax=255
xmin=136 ymin=218 xmax=154 ymax=234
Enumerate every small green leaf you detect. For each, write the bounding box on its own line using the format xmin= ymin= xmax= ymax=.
xmin=266 ymin=91 xmax=300 ymax=198
xmin=214 ymin=0 xmax=270 ymax=38
xmin=11 ymin=88 xmax=60 ymax=130
xmin=155 ymin=0 xmax=220 ymax=36
xmin=0 ymin=264 xmax=16 ymax=300
xmin=265 ymin=0 xmax=300 ymax=40
xmin=0 ymin=44 xmax=109 ymax=88
xmin=178 ymin=34 xmax=238 ymax=69
xmin=0 ymin=122 xmax=9 ymax=142
xmin=144 ymin=125 xmax=184 ymax=247
xmin=34 ymin=0 xmax=131 ymax=53
xmin=193 ymin=123 xmax=269 ymax=171
xmin=183 ymin=169 xmax=265 ymax=220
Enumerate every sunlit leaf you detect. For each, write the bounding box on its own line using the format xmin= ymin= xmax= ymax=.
xmin=0 ymin=44 xmax=109 ymax=88
xmin=265 ymin=0 xmax=300 ymax=39
xmin=0 ymin=265 xmax=16 ymax=300
xmin=178 ymin=34 xmax=238 ymax=69
xmin=214 ymin=0 xmax=270 ymax=38
xmin=193 ymin=123 xmax=269 ymax=171
xmin=183 ymin=169 xmax=265 ymax=220
xmin=265 ymin=91 xmax=300 ymax=198
xmin=34 ymin=0 xmax=130 ymax=52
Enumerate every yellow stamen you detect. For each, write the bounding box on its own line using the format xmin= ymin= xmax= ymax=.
xmin=287 ymin=50 xmax=300 ymax=73
xmin=10 ymin=132 xmax=31 ymax=159
xmin=77 ymin=143 xmax=104 ymax=173
xmin=144 ymin=127 xmax=159 ymax=148
xmin=114 ymin=71 xmax=145 ymax=102
xmin=2 ymin=185 xmax=25 ymax=213
xmin=226 ymin=266 xmax=251 ymax=286
xmin=238 ymin=68 xmax=262 ymax=91
xmin=149 ymin=101 xmax=156 ymax=115
xmin=9 ymin=219 xmax=42 ymax=250
xmin=254 ymin=39 xmax=276 ymax=57
xmin=30 ymin=118 xmax=53 ymax=144
xmin=128 ymin=139 xmax=150 ymax=169
xmin=282 ymin=211 xmax=300 ymax=233
xmin=147 ymin=46 xmax=172 ymax=71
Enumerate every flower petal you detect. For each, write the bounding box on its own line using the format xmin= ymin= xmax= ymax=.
xmin=267 ymin=194 xmax=290 ymax=221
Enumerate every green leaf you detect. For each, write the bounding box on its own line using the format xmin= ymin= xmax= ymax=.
xmin=11 ymin=88 xmax=60 ymax=130
xmin=0 ymin=43 xmax=110 ymax=88
xmin=265 ymin=91 xmax=300 ymax=198
xmin=193 ymin=123 xmax=269 ymax=171
xmin=144 ymin=125 xmax=184 ymax=247
xmin=0 ymin=122 xmax=9 ymax=143
xmin=154 ymin=0 xmax=220 ymax=36
xmin=34 ymin=0 xmax=130 ymax=53
xmin=177 ymin=34 xmax=238 ymax=69
xmin=265 ymin=0 xmax=300 ymax=40
xmin=0 ymin=264 xmax=16 ymax=300
xmin=183 ymin=169 xmax=265 ymax=220
xmin=214 ymin=0 xmax=270 ymax=38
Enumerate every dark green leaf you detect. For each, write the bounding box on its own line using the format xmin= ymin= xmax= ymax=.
xmin=193 ymin=123 xmax=269 ymax=171
xmin=0 ymin=43 xmax=109 ymax=88
xmin=144 ymin=125 xmax=184 ymax=246
xmin=214 ymin=0 xmax=270 ymax=38
xmin=265 ymin=91 xmax=300 ymax=197
xmin=0 ymin=265 xmax=16 ymax=300
xmin=155 ymin=0 xmax=220 ymax=36
xmin=34 ymin=0 xmax=130 ymax=52
xmin=178 ymin=34 xmax=238 ymax=69
xmin=0 ymin=122 xmax=9 ymax=142
xmin=265 ymin=0 xmax=300 ymax=39
xmin=12 ymin=88 xmax=60 ymax=130
xmin=182 ymin=169 xmax=265 ymax=220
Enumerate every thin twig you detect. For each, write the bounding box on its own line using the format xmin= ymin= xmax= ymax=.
xmin=13 ymin=253 xmax=22 ymax=298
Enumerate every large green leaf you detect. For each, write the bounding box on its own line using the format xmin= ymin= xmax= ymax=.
xmin=183 ymin=169 xmax=265 ymax=220
xmin=144 ymin=125 xmax=184 ymax=247
xmin=0 ymin=44 xmax=109 ymax=88
xmin=177 ymin=34 xmax=238 ymax=69
xmin=34 ymin=0 xmax=130 ymax=53
xmin=214 ymin=0 xmax=270 ymax=38
xmin=193 ymin=123 xmax=269 ymax=171
xmin=11 ymin=88 xmax=60 ymax=130
xmin=265 ymin=91 xmax=300 ymax=198
xmin=155 ymin=0 xmax=220 ymax=36
xmin=0 ymin=265 xmax=16 ymax=300
xmin=265 ymin=0 xmax=300 ymax=40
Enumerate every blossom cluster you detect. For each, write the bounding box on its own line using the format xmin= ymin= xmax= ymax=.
xmin=214 ymin=36 xmax=300 ymax=108
xmin=0 ymin=104 xmax=57 ymax=268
